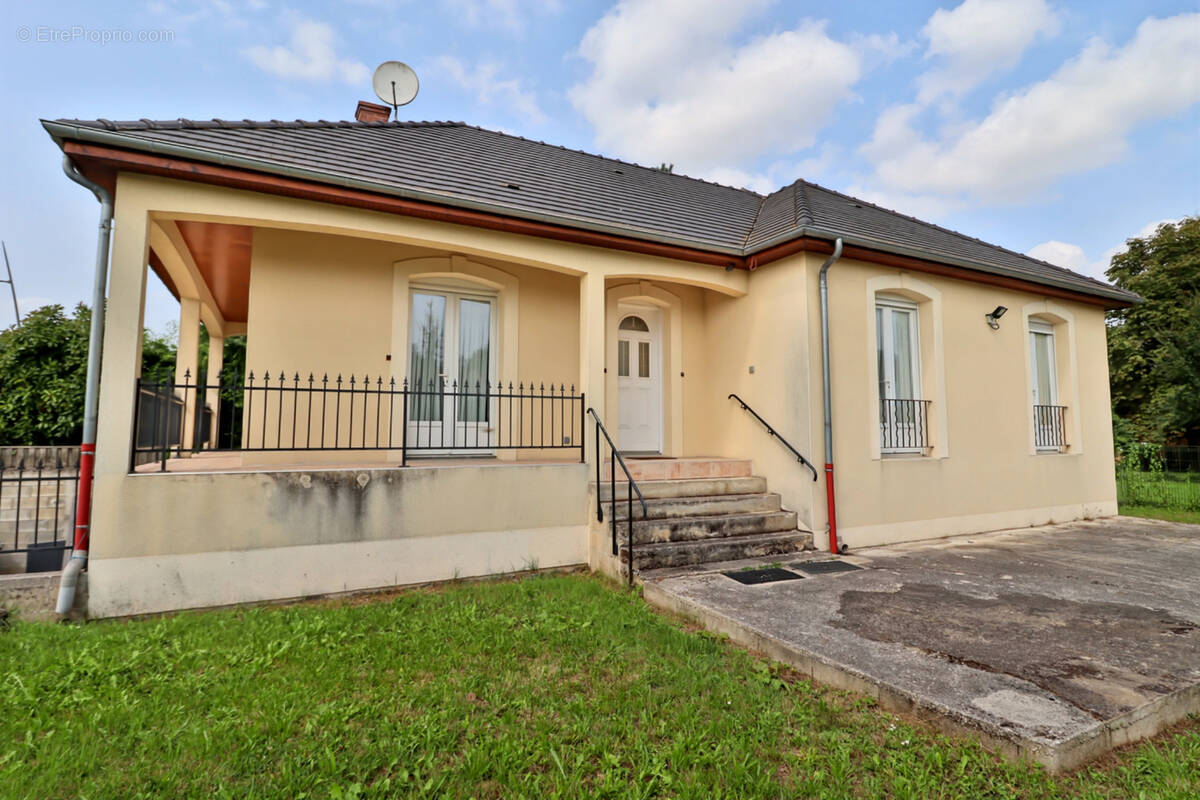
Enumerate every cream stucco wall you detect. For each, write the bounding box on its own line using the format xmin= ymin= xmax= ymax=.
xmin=700 ymin=255 xmax=819 ymax=528
xmin=803 ymin=254 xmax=1117 ymax=549
xmin=241 ymin=230 xmax=583 ymax=462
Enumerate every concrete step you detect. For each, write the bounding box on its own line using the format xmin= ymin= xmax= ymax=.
xmin=622 ymin=529 xmax=813 ymax=571
xmin=627 ymin=509 xmax=799 ymax=546
xmin=607 ymin=492 xmax=782 ymax=522
xmin=597 ymin=475 xmax=767 ymax=501
xmin=604 ymin=457 xmax=752 ymax=482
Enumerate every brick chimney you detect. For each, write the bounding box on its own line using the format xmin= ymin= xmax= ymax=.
xmin=355 ymin=100 xmax=391 ymax=123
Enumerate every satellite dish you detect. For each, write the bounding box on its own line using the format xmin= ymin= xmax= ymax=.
xmin=372 ymin=61 xmax=419 ymax=118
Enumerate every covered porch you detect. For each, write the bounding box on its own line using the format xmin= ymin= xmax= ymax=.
xmin=78 ymin=172 xmax=757 ymax=616
xmin=118 ymin=197 xmax=748 ymax=475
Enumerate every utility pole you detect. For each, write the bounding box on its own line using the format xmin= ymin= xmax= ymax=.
xmin=1 ymin=240 xmax=19 ymax=325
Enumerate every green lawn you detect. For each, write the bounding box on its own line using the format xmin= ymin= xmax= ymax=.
xmin=1116 ymin=470 xmax=1200 ymax=514
xmin=1120 ymin=505 xmax=1200 ymax=525
xmin=1 ymin=574 xmax=1197 ymax=799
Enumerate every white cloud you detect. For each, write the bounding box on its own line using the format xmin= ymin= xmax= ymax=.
xmin=851 ymin=31 xmax=918 ymax=68
xmin=861 ymin=13 xmax=1200 ymax=206
xmin=245 ymin=19 xmax=369 ymax=85
xmin=918 ymin=0 xmax=1060 ymax=102
xmin=569 ymin=0 xmax=862 ymax=179
xmin=1026 ymin=240 xmax=1088 ymax=270
xmin=841 ymin=183 xmax=964 ymax=221
xmin=146 ymin=0 xmax=263 ymax=31
xmin=1027 ymin=217 xmax=1182 ymax=280
xmin=437 ymin=56 xmax=547 ymax=125
xmin=443 ymin=0 xmax=561 ymax=33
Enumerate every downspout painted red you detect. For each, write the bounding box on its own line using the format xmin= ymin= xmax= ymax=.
xmin=56 ymin=155 xmax=113 ymax=615
xmin=817 ymin=238 xmax=844 ymax=554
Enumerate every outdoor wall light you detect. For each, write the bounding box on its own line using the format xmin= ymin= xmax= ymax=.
xmin=986 ymin=305 xmax=1008 ymax=330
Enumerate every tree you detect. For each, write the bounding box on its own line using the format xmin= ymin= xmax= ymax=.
xmin=0 ymin=304 xmax=91 ymax=445
xmin=0 ymin=304 xmax=224 ymax=446
xmin=1106 ymin=217 xmax=1200 ymax=445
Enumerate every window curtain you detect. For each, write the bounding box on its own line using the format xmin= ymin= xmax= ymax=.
xmin=457 ymin=299 xmax=491 ymax=422
xmin=409 ymin=293 xmax=445 ymax=421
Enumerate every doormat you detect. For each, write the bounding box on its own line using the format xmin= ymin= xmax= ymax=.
xmin=723 ymin=567 xmax=805 ymax=585
xmin=792 ymin=561 xmax=864 ymax=575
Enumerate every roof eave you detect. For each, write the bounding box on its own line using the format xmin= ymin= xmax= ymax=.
xmin=747 ymin=223 xmax=1138 ymax=307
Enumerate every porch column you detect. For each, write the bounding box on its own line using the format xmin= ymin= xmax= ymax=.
xmin=579 ymin=272 xmax=606 ymax=456
xmin=175 ymin=297 xmax=201 ymax=451
xmin=92 ymin=202 xmax=150 ymax=554
xmin=205 ymin=334 xmax=225 ymax=448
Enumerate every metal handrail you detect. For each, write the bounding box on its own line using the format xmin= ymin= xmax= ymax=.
xmin=728 ymin=393 xmax=819 ymax=481
xmin=587 ymin=407 xmax=647 ymax=586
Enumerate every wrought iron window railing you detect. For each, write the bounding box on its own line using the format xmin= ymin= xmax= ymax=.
xmin=133 ymin=371 xmax=585 ymax=470
xmin=1033 ymin=404 xmax=1068 ymax=450
xmin=879 ymin=398 xmax=932 ymax=452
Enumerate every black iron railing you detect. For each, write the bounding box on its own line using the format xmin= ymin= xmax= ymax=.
xmin=728 ymin=394 xmax=818 ymax=481
xmin=0 ymin=449 xmax=78 ymax=572
xmin=133 ymin=371 xmax=585 ymax=470
xmin=588 ymin=408 xmax=646 ymax=586
xmin=880 ymin=398 xmax=932 ymax=452
xmin=1033 ymin=404 xmax=1068 ymax=450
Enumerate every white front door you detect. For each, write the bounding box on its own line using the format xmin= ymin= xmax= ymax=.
xmin=407 ymin=289 xmax=496 ymax=453
xmin=617 ymin=310 xmax=662 ymax=453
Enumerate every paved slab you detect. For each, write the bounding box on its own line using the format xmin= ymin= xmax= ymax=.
xmin=642 ymin=517 xmax=1200 ymax=772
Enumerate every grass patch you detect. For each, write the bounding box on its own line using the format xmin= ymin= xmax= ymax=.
xmin=1119 ymin=505 xmax=1200 ymax=525
xmin=1116 ymin=470 xmax=1200 ymax=512
xmin=1 ymin=574 xmax=1197 ymax=798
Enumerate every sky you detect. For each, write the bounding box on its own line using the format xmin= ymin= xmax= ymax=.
xmin=1 ymin=0 xmax=1197 ymax=336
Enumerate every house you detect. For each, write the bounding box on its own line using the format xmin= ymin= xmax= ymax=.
xmin=43 ymin=105 xmax=1137 ymax=618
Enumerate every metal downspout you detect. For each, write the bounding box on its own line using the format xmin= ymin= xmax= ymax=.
xmin=55 ymin=155 xmax=113 ymax=616
xmin=818 ymin=238 xmax=844 ymax=554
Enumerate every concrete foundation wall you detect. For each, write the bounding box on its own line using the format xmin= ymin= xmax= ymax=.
xmin=87 ymin=462 xmax=588 ymax=617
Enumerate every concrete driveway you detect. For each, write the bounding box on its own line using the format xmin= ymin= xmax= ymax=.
xmin=643 ymin=517 xmax=1200 ymax=772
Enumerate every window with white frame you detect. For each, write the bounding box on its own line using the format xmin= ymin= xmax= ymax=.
xmin=1029 ymin=319 xmax=1066 ymax=450
xmin=876 ymin=295 xmax=928 ymax=452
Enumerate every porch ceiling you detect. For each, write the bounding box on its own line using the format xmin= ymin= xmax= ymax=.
xmin=172 ymin=221 xmax=253 ymax=323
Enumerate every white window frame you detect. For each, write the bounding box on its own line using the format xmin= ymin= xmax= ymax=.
xmin=406 ymin=283 xmax=500 ymax=454
xmin=876 ymin=295 xmax=923 ymax=454
xmin=1029 ymin=320 xmax=1058 ymax=407
xmin=1029 ymin=318 xmax=1063 ymax=453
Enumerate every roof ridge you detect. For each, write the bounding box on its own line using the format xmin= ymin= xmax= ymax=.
xmin=798 ymin=179 xmax=1117 ymax=290
xmin=56 ymin=118 xmax=464 ymax=132
xmin=793 ymin=181 xmax=814 ymax=227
